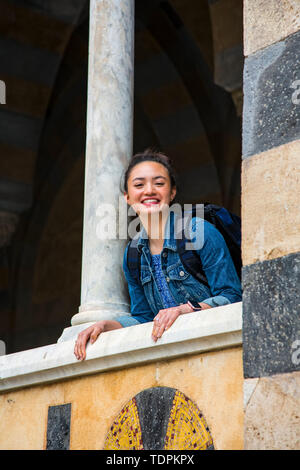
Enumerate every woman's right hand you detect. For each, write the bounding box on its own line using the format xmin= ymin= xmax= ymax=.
xmin=74 ymin=321 xmax=105 ymax=361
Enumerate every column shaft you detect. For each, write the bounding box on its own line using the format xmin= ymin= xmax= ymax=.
xmin=72 ymin=0 xmax=135 ymax=326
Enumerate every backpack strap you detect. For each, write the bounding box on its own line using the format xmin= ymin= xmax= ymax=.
xmin=203 ymin=204 xmax=242 ymax=279
xmin=175 ymin=213 xmax=210 ymax=288
xmin=176 ymin=236 xmax=209 ymax=287
xmin=126 ymin=237 xmax=142 ymax=285
xmin=127 ymin=232 xmax=209 ymax=288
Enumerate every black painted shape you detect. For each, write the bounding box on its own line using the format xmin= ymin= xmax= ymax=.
xmin=135 ymin=387 xmax=176 ymax=450
xmin=243 ymin=29 xmax=300 ymax=158
xmin=46 ymin=403 xmax=71 ymax=450
xmin=243 ymin=252 xmax=300 ymax=378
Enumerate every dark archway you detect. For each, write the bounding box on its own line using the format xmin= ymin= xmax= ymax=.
xmin=0 ymin=0 xmax=243 ymax=353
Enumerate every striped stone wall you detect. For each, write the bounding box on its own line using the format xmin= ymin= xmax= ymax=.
xmin=242 ymin=0 xmax=300 ymax=450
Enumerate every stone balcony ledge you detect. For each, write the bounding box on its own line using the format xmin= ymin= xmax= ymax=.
xmin=0 ymin=302 xmax=242 ymax=393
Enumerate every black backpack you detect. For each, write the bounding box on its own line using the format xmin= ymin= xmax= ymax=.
xmin=126 ymin=203 xmax=242 ymax=288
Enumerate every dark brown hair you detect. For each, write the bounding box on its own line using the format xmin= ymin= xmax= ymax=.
xmin=122 ymin=148 xmax=177 ymax=193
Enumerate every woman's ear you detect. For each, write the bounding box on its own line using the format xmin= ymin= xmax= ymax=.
xmin=124 ymin=192 xmax=130 ymax=205
xmin=170 ymin=187 xmax=177 ymax=202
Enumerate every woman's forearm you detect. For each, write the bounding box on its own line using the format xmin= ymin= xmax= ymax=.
xmin=102 ymin=319 xmax=123 ymax=331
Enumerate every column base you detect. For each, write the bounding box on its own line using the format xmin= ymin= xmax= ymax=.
xmin=71 ymin=309 xmax=129 ymax=326
xmin=58 ymin=308 xmax=132 ymax=342
xmin=57 ymin=322 xmax=96 ymax=343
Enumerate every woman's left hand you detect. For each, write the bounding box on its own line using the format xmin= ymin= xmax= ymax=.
xmin=151 ymin=304 xmax=191 ymax=342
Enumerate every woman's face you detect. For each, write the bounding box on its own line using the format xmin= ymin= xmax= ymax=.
xmin=124 ymin=161 xmax=176 ymax=215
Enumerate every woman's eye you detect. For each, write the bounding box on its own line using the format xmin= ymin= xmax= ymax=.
xmin=134 ymin=184 xmax=143 ymax=188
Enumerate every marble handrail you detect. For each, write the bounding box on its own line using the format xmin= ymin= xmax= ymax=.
xmin=0 ymin=302 xmax=242 ymax=393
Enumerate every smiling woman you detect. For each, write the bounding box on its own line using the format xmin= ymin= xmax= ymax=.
xmin=123 ymin=152 xmax=177 ymax=245
xmin=74 ymin=149 xmax=242 ymax=361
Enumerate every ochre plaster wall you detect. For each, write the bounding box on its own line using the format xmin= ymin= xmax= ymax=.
xmin=0 ymin=347 xmax=243 ymax=450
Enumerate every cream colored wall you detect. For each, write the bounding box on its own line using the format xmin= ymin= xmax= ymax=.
xmin=0 ymin=347 xmax=243 ymax=450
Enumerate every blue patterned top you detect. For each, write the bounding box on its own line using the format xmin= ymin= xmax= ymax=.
xmin=151 ymin=254 xmax=177 ymax=309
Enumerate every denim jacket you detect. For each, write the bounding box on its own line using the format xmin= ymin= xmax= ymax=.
xmin=116 ymin=213 xmax=242 ymax=327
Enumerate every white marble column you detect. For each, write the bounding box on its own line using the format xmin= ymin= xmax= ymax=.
xmin=66 ymin=0 xmax=135 ymax=332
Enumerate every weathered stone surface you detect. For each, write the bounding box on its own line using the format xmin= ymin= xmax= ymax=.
xmin=243 ymin=377 xmax=259 ymax=410
xmin=46 ymin=403 xmax=71 ymax=450
xmin=243 ymin=252 xmax=300 ymax=378
xmin=244 ymin=372 xmax=300 ymax=450
xmin=243 ymin=30 xmax=300 ymax=158
xmin=135 ymin=387 xmax=176 ymax=450
xmin=242 ymin=140 xmax=300 ymax=265
xmin=244 ymin=0 xmax=300 ymax=56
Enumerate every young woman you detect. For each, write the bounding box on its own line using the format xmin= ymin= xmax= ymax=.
xmin=74 ymin=150 xmax=242 ymax=360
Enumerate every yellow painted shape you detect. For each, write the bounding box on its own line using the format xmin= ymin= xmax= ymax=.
xmin=103 ymin=398 xmax=143 ymax=450
xmin=164 ymin=391 xmax=213 ymax=450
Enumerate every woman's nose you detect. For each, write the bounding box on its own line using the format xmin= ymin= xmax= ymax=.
xmin=144 ymin=183 xmax=155 ymax=194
